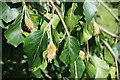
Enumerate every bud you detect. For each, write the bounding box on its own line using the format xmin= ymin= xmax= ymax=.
xmin=46 ymin=42 xmax=57 ymax=63
xmin=25 ymin=12 xmax=34 ymax=31
xmin=93 ymin=21 xmax=100 ymax=36
xmin=79 ymin=50 xmax=85 ymax=60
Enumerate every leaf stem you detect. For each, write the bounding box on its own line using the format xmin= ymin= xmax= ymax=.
xmin=59 ymin=32 xmax=66 ymax=44
xmin=102 ymin=40 xmax=120 ymax=80
xmin=49 ymin=0 xmax=70 ymax=37
xmin=115 ymin=59 xmax=119 ymax=80
xmin=74 ymin=61 xmax=78 ymax=80
xmin=22 ymin=1 xmax=26 ymax=15
xmin=49 ymin=7 xmax=55 ymax=43
xmin=97 ymin=0 xmax=120 ymax=23
xmin=86 ymin=41 xmax=90 ymax=61
xmin=44 ymin=73 xmax=52 ymax=79
xmin=44 ymin=7 xmax=55 ymax=43
xmin=86 ymin=41 xmax=90 ymax=55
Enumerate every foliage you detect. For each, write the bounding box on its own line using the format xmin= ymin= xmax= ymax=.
xmin=1 ymin=0 xmax=120 ymax=79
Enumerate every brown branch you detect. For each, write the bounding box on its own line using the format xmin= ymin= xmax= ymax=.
xmin=49 ymin=0 xmax=70 ymax=37
xmin=98 ymin=24 xmax=120 ymax=39
xmin=102 ymin=40 xmax=120 ymax=80
xmin=49 ymin=6 xmax=55 ymax=42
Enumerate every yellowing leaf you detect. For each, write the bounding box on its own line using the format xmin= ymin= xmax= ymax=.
xmin=46 ymin=42 xmax=57 ymax=63
xmin=25 ymin=12 xmax=34 ymax=31
xmin=22 ymin=31 xmax=30 ymax=37
xmin=109 ymin=66 xmax=116 ymax=78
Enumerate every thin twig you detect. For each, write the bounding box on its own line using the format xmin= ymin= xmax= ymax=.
xmin=86 ymin=41 xmax=90 ymax=55
xmin=49 ymin=6 xmax=55 ymax=42
xmin=102 ymin=40 xmax=120 ymax=80
xmin=94 ymin=21 xmax=120 ymax=40
xmin=97 ymin=0 xmax=120 ymax=23
xmin=44 ymin=8 xmax=54 ymax=34
xmin=59 ymin=32 xmax=66 ymax=44
xmin=86 ymin=41 xmax=90 ymax=61
xmin=49 ymin=0 xmax=70 ymax=37
xmin=74 ymin=61 xmax=78 ymax=80
xmin=44 ymin=73 xmax=52 ymax=79
xmin=102 ymin=40 xmax=120 ymax=64
xmin=115 ymin=59 xmax=119 ymax=80
xmin=42 ymin=69 xmax=52 ymax=79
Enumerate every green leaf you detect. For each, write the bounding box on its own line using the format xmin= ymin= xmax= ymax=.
xmin=38 ymin=48 xmax=48 ymax=70
xmin=80 ymin=25 xmax=92 ymax=44
xmin=53 ymin=29 xmax=60 ymax=46
xmin=30 ymin=14 xmax=41 ymax=29
xmin=109 ymin=66 xmax=116 ymax=78
xmin=83 ymin=0 xmax=98 ymax=24
xmin=4 ymin=13 xmax=24 ymax=47
xmin=1 ymin=2 xmax=19 ymax=23
xmin=104 ymin=47 xmax=114 ymax=65
xmin=0 ymin=19 xmax=7 ymax=29
xmin=65 ymin=3 xmax=80 ymax=31
xmin=32 ymin=69 xmax=41 ymax=78
xmin=96 ymin=5 xmax=119 ymax=33
xmin=95 ymin=36 xmax=103 ymax=53
xmin=69 ymin=58 xmax=85 ymax=78
xmin=61 ymin=3 xmax=65 ymax=18
xmin=54 ymin=59 xmax=60 ymax=68
xmin=90 ymin=56 xmax=110 ymax=78
xmin=40 ymin=59 xmax=47 ymax=70
xmin=41 ymin=13 xmax=60 ymax=30
xmin=0 ymin=2 xmax=2 ymax=18
xmin=86 ymin=61 xmax=96 ymax=78
xmin=23 ymin=30 xmax=48 ymax=70
xmin=112 ymin=42 xmax=120 ymax=61
xmin=31 ymin=51 xmax=48 ymax=74
xmin=59 ymin=36 xmax=80 ymax=64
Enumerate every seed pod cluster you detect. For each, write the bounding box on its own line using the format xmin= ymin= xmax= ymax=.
xmin=46 ymin=42 xmax=57 ymax=63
